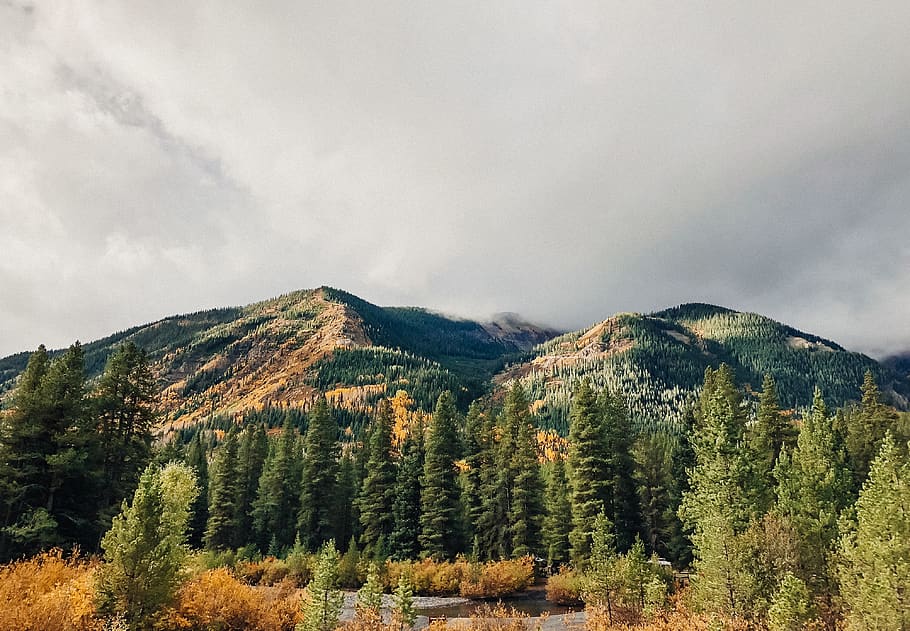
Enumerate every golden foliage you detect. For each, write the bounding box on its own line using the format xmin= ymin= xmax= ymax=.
xmin=536 ymin=429 xmax=568 ymax=463
xmin=385 ymin=558 xmax=534 ymax=598
xmin=0 ymin=550 xmax=104 ymax=631
xmin=163 ymin=568 xmax=300 ymax=631
xmin=545 ymin=568 xmax=585 ymax=606
xmin=583 ymin=593 xmax=756 ymax=631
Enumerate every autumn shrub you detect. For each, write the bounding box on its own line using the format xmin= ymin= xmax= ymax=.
xmin=0 ymin=550 xmax=104 ymax=631
xmin=386 ymin=558 xmax=533 ymax=598
xmin=546 ymin=568 xmax=585 ymax=605
xmin=459 ymin=557 xmax=535 ymax=598
xmin=584 ymin=592 xmax=755 ymax=631
xmin=458 ymin=603 xmax=530 ymax=631
xmin=163 ymin=567 xmax=300 ymax=631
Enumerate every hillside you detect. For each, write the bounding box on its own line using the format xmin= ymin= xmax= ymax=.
xmin=0 ymin=287 xmax=555 ymax=425
xmin=496 ymin=303 xmax=910 ymax=434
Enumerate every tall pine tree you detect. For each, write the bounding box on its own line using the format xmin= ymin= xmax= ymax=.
xmin=775 ymin=388 xmax=850 ymax=591
xmin=567 ymin=381 xmax=611 ymax=563
xmin=205 ymin=429 xmax=240 ymax=550
xmin=358 ymin=400 xmax=396 ymax=557
xmin=299 ymin=398 xmax=340 ymax=550
xmin=507 ymin=383 xmax=544 ymax=558
xmin=253 ymin=422 xmax=301 ymax=551
xmin=419 ymin=391 xmax=462 ymax=560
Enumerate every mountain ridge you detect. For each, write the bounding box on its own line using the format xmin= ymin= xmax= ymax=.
xmin=1 ymin=292 xmax=905 ymax=433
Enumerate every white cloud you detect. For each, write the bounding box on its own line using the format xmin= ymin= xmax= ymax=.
xmin=1 ymin=1 xmax=910 ymax=357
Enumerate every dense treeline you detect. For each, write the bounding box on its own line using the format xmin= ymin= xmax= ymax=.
xmin=0 ymin=342 xmax=157 ymax=561
xmin=3 ymin=338 xmax=910 ymax=629
xmin=521 ymin=305 xmax=905 ymax=435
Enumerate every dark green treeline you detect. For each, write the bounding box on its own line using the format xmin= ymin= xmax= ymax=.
xmin=3 ymin=340 xmax=908 ymax=599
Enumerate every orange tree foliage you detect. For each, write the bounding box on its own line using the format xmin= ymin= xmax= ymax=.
xmin=163 ymin=567 xmax=300 ymax=631
xmin=385 ymin=557 xmax=534 ymax=598
xmin=0 ymin=550 xmax=103 ymax=631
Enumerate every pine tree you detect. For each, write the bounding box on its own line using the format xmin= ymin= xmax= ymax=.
xmin=601 ymin=389 xmax=641 ymax=552
xmin=391 ymin=571 xmax=417 ymax=631
xmin=542 ymin=457 xmax=571 ymax=567
xmin=93 ymin=342 xmax=157 ymax=534
xmin=775 ymin=388 xmax=850 ymax=591
xmin=97 ymin=462 xmax=197 ymax=630
xmin=749 ymin=374 xmax=792 ymax=514
xmin=253 ymin=423 xmax=301 ymax=551
xmin=234 ymin=424 xmax=268 ymax=547
xmin=460 ymin=401 xmax=486 ymax=554
xmin=680 ymin=365 xmax=759 ymax=616
xmin=356 ymin=562 xmax=384 ymax=627
xmin=299 ymin=398 xmax=340 ymax=550
xmin=419 ymin=391 xmax=462 ymax=559
xmin=205 ymin=430 xmax=240 ymax=550
xmin=475 ymin=409 xmax=505 ymax=560
xmin=585 ymin=511 xmax=620 ymax=623
xmin=634 ymin=433 xmax=684 ymax=563
xmin=568 ymin=381 xmax=611 ymax=563
xmin=359 ymin=400 xmax=396 ymax=557
xmin=508 ymin=383 xmax=545 ymax=558
xmin=842 ymin=371 xmax=898 ymax=492
xmin=298 ymin=540 xmax=344 ymax=631
xmin=0 ymin=344 xmax=95 ymax=558
xmin=837 ymin=433 xmax=910 ymax=630
xmin=390 ymin=425 xmax=423 ymax=560
xmin=335 ymin=450 xmax=359 ymax=553
xmin=184 ymin=433 xmax=209 ymax=549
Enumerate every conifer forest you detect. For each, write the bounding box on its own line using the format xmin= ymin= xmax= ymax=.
xmin=1 ymin=295 xmax=909 ymax=630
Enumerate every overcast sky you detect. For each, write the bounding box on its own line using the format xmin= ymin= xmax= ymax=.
xmin=2 ymin=1 xmax=910 ymax=359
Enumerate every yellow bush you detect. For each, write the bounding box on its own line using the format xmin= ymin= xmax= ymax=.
xmin=386 ymin=558 xmax=534 ymax=598
xmin=163 ymin=567 xmax=299 ymax=631
xmin=0 ymin=550 xmax=104 ymax=631
xmin=459 ymin=558 xmax=535 ymax=599
xmin=545 ymin=568 xmax=584 ymax=605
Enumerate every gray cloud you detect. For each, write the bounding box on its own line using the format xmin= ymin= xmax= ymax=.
xmin=2 ymin=1 xmax=909 ymax=358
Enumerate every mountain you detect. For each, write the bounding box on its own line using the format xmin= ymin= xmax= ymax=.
xmin=0 ymin=287 xmax=557 ymax=426
xmin=883 ymin=351 xmax=910 ymax=382
xmin=495 ymin=302 xmax=910 ymax=434
xmin=2 ymin=294 xmax=904 ymax=436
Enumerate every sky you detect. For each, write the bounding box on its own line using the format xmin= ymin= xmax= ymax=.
xmin=2 ymin=1 xmax=910 ymax=359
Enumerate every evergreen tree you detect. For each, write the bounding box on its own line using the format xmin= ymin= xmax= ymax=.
xmin=96 ymin=462 xmax=197 ymax=630
xmin=634 ymin=433 xmax=685 ymax=563
xmin=837 ymin=433 xmax=910 ymax=630
xmin=234 ymin=424 xmax=268 ymax=547
xmin=334 ymin=450 xmax=359 ymax=553
xmin=419 ymin=391 xmax=462 ymax=559
xmin=841 ymin=371 xmax=898 ymax=493
xmin=680 ymin=365 xmax=758 ymax=616
xmin=299 ymin=398 xmax=340 ymax=550
xmin=749 ymin=374 xmax=792 ymax=514
xmin=391 ymin=571 xmax=417 ymax=631
xmin=507 ymin=383 xmax=545 ymax=558
xmin=568 ymin=381 xmax=611 ymax=562
xmin=474 ymin=410 xmax=505 ymax=560
xmin=205 ymin=430 xmax=240 ymax=550
xmin=390 ymin=425 xmax=423 ymax=560
xmin=542 ymin=457 xmax=571 ymax=567
xmin=298 ymin=540 xmax=344 ymax=631
xmin=253 ymin=423 xmax=301 ymax=551
xmin=0 ymin=344 xmax=94 ymax=558
xmin=601 ymin=389 xmax=641 ymax=552
xmin=93 ymin=342 xmax=157 ymax=534
xmin=184 ymin=433 xmax=209 ymax=549
xmin=775 ymin=388 xmax=850 ymax=591
xmin=355 ymin=562 xmax=383 ymax=626
xmin=460 ymin=401 xmax=486 ymax=554
xmin=359 ymin=400 xmax=396 ymax=557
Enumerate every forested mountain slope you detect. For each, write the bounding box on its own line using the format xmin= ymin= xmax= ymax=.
xmin=0 ymin=287 xmax=555 ymax=425
xmin=497 ymin=303 xmax=909 ymax=434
